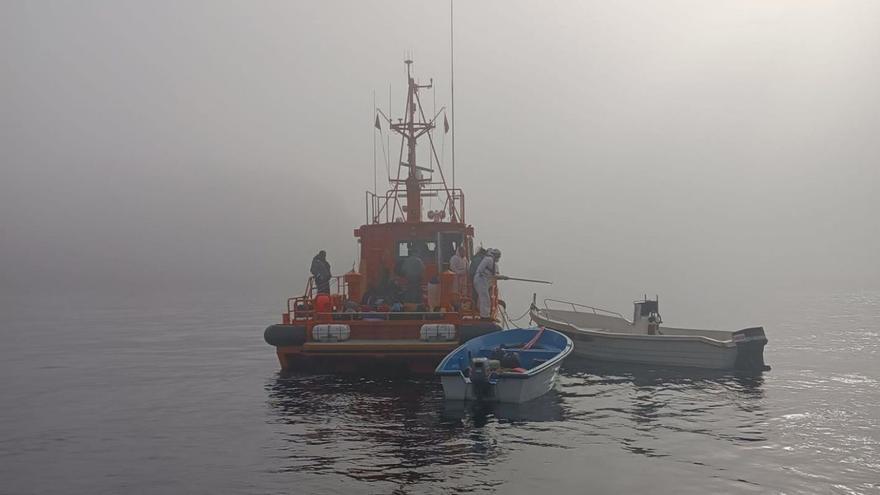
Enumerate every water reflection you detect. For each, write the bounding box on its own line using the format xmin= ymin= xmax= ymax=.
xmin=265 ymin=359 xmax=770 ymax=489
xmin=559 ymin=356 xmax=769 ymax=456
xmin=441 ymin=392 xmax=566 ymax=425
xmin=265 ymin=372 xmax=571 ymax=489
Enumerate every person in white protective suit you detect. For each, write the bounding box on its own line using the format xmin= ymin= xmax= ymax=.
xmin=449 ymin=245 xmax=469 ymax=296
xmin=473 ymin=248 xmax=501 ymax=318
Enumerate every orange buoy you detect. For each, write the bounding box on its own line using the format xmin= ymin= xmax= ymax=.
xmin=314 ymin=294 xmax=333 ymax=313
xmin=439 ymin=270 xmax=455 ymax=310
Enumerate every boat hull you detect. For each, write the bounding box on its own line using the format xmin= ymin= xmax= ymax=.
xmin=266 ymin=321 xmax=502 ymax=374
xmin=275 ymin=342 xmax=456 ymax=374
xmin=439 ymin=362 xmax=563 ymax=403
xmin=531 ymin=309 xmax=768 ymax=371
xmin=558 ymin=330 xmax=739 ymax=369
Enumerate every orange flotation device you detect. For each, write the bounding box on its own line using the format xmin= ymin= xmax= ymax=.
xmin=314 ymin=294 xmax=333 ymax=313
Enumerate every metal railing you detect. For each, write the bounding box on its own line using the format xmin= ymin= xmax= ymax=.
xmin=288 ymin=275 xmax=349 ymax=321
xmin=286 ymin=272 xmax=494 ymax=322
xmin=314 ymin=311 xmax=451 ymax=322
xmin=365 ymin=187 xmax=465 ymax=224
xmin=543 ymin=298 xmax=625 ymax=319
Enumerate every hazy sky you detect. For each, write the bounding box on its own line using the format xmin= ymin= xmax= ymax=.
xmin=2 ymin=1 xmax=878 ymax=316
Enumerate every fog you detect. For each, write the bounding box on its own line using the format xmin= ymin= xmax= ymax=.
xmin=3 ymin=1 xmax=878 ymax=318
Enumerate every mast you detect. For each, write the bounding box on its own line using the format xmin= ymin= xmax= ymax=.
xmin=404 ymin=60 xmax=420 ymax=223
xmin=389 ymin=59 xmax=435 ymax=223
xmin=374 ymin=59 xmax=458 ymax=225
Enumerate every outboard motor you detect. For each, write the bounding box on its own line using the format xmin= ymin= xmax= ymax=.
xmin=469 ymin=357 xmax=494 ymax=399
xmin=733 ymin=327 xmax=771 ymax=372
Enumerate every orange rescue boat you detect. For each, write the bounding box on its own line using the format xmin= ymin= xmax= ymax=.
xmin=264 ymin=60 xmax=502 ymax=373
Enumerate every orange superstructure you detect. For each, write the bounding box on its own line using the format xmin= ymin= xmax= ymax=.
xmin=264 ymin=60 xmax=501 ymax=373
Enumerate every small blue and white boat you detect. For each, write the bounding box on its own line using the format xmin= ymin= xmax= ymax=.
xmin=435 ymin=327 xmax=573 ymax=403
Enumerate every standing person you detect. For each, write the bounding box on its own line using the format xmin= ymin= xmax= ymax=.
xmin=469 ymin=247 xmax=487 ymax=303
xmin=400 ymin=247 xmax=426 ymax=304
xmin=449 ymin=245 xmax=469 ymax=296
xmin=473 ymin=248 xmax=501 ymax=318
xmin=310 ymin=250 xmax=332 ymax=294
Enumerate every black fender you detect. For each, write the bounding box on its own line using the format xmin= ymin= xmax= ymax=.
xmin=264 ymin=324 xmax=307 ymax=347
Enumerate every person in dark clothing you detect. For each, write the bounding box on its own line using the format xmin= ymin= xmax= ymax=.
xmin=376 ymin=267 xmax=401 ymax=304
xmin=469 ymin=247 xmax=487 ymax=303
xmin=361 ymin=285 xmax=379 ymax=307
xmin=310 ymin=250 xmax=332 ymax=294
xmin=400 ymin=248 xmax=426 ymax=304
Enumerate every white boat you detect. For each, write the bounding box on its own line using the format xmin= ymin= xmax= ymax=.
xmin=435 ymin=327 xmax=574 ymax=403
xmin=529 ymin=298 xmax=769 ymax=372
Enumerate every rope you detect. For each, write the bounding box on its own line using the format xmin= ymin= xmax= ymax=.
xmin=500 ymin=307 xmax=511 ymax=330
xmin=507 ymin=306 xmax=532 ymax=324
xmin=500 ymin=305 xmax=533 ymax=330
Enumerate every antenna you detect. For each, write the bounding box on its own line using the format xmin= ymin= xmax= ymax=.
xmin=388 ymin=83 xmax=392 ymax=181
xmin=450 ymin=0 xmax=456 ymax=192
xmin=372 ymin=90 xmax=378 ymax=197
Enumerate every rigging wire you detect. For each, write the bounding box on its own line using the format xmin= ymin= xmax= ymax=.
xmin=440 ymin=125 xmax=446 ymax=168
xmin=378 ymin=122 xmax=390 ymax=184
xmin=429 ymin=84 xmax=437 ymax=213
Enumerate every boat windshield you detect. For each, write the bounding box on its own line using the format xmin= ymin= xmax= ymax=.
xmin=396 ymin=240 xmax=437 ymax=261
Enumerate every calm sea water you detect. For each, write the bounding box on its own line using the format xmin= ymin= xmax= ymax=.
xmin=1 ymin=289 xmax=877 ymax=494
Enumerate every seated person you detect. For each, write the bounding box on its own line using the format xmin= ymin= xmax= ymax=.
xmin=361 ymin=285 xmax=379 ymax=307
xmin=489 ymin=346 xmax=521 ymax=369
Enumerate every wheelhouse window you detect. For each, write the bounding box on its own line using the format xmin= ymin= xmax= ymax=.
xmin=437 ymin=232 xmax=464 ymax=272
xmin=396 ymin=240 xmax=436 ymax=261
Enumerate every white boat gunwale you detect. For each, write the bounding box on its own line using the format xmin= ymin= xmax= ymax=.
xmin=535 ymin=314 xmax=739 ymax=348
xmin=435 ymin=336 xmax=573 ymax=378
